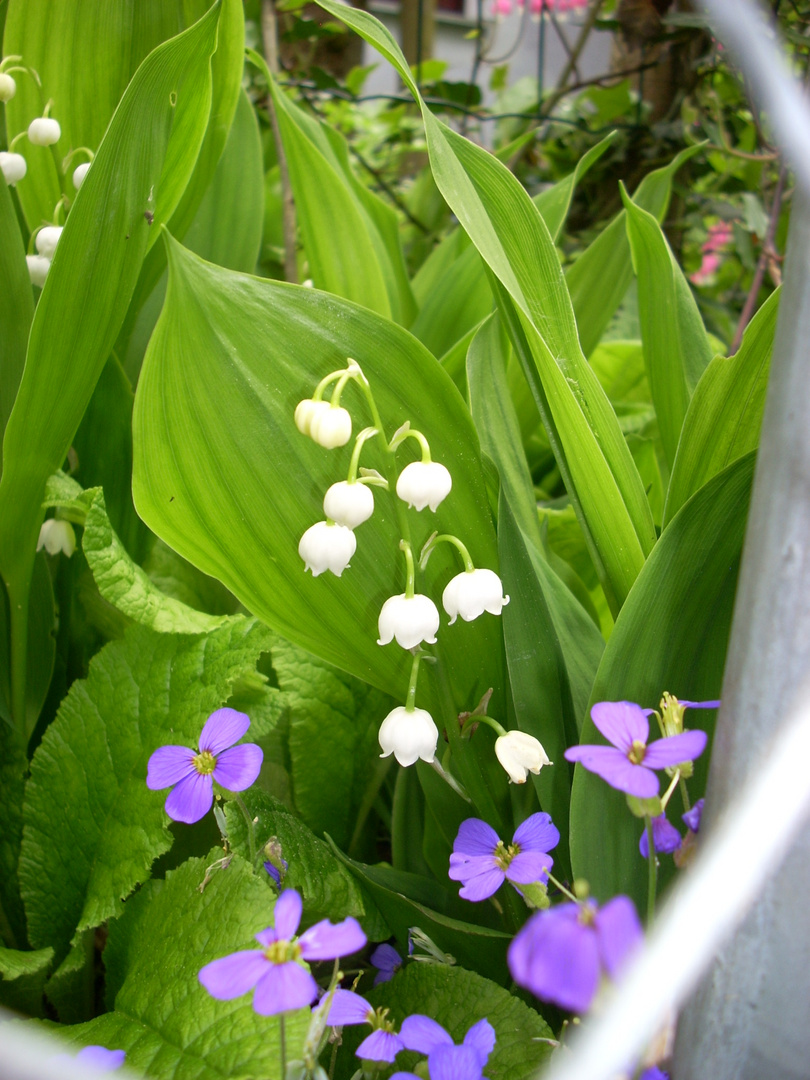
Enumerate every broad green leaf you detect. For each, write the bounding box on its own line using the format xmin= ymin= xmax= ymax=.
xmin=19 ymin=617 xmax=273 ymax=960
xmin=310 ymin=0 xmax=656 ymax=614
xmin=0 ymin=174 xmax=33 ymax=477
xmin=392 ymin=763 xmax=431 ymax=877
xmin=0 ymin=4 xmax=222 ymax=733
xmin=567 ymin=144 xmax=704 ymax=358
xmin=589 ymin=339 xmax=650 ymax=404
xmin=533 ymin=131 xmax=619 ymax=242
xmin=622 ymin=184 xmax=713 ymax=467
xmin=569 ymin=453 xmax=755 ymax=910
xmin=63 ymin=854 xmax=309 ymax=1079
xmin=0 ymin=944 xmax=53 ymax=1016
xmin=141 ymin=539 xmax=240 ymax=620
xmin=664 ymin=288 xmax=780 ymax=525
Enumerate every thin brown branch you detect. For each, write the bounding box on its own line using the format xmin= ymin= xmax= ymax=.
xmin=731 ymin=163 xmax=787 ymax=354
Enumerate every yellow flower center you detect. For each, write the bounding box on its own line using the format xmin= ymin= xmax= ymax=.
xmin=494 ymin=840 xmax=520 ymax=870
xmin=628 ymin=740 xmax=647 ymax=765
xmin=263 ymin=939 xmax=302 ymax=964
xmin=193 ymin=749 xmax=216 ymax=775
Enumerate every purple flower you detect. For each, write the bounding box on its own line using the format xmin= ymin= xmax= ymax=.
xmin=147 ymin=708 xmax=263 ymax=824
xmin=400 ymin=1016 xmax=496 ymax=1080
xmin=682 ymin=798 xmax=704 ymax=833
xmin=508 ymin=896 xmax=643 ymax=1014
xmin=326 ymin=988 xmax=404 ymax=1062
xmin=639 ymin=815 xmax=682 ymax=858
xmin=564 ymin=701 xmax=708 ymax=798
xmin=198 ymin=889 xmax=366 ymax=1015
xmin=370 ymin=942 xmax=402 ymax=984
xmin=640 ymin=1069 xmax=669 ymax=1080
xmin=448 ymin=813 xmax=559 ymax=902
xmin=264 ymin=858 xmax=288 ymax=885
xmin=52 ymin=1047 xmax=125 ymax=1072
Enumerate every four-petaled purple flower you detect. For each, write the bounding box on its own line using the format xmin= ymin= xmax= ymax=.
xmin=396 ymin=1015 xmax=496 ymax=1080
xmin=508 ymin=895 xmax=643 ymax=1014
xmin=147 ymin=708 xmax=263 ymax=824
xmin=639 ymin=814 xmax=682 ymax=859
xmin=370 ymin=942 xmax=402 ymax=984
xmin=326 ymin=988 xmax=404 ymax=1061
xmin=198 ymin=889 xmax=366 ymax=1015
xmin=449 ymin=813 xmax=559 ymax=902
xmin=564 ymin=701 xmax=707 ymax=798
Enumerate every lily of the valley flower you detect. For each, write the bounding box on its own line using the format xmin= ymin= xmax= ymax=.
xmin=26 ymin=254 xmax=49 ymax=287
xmin=396 ymin=460 xmax=452 ymax=512
xmin=377 ymin=593 xmax=440 ymax=649
xmin=28 ymin=116 xmax=61 ymax=146
xmin=495 ymin=730 xmax=551 ymax=784
xmin=378 ymin=705 xmax=438 ymax=766
xmin=295 ymin=397 xmax=330 ymax=437
xmin=35 ymin=226 xmax=63 ymax=259
xmin=73 ymin=162 xmax=91 ymax=189
xmin=0 ymin=151 xmax=26 ymax=185
xmin=323 ymin=480 xmax=374 ymax=528
xmin=443 ymin=568 xmax=509 ymax=624
xmin=0 ymin=73 xmax=16 ymax=102
xmin=299 ymin=521 xmax=356 ymax=577
xmin=37 ymin=518 xmax=75 ymax=557
xmin=310 ymin=404 xmax=352 ymax=449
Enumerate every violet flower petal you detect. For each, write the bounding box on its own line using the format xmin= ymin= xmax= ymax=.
xmin=682 ymin=798 xmax=704 ymax=832
xmin=453 ymin=817 xmax=500 ymax=856
xmin=164 ymin=771 xmax=213 ymax=823
xmin=590 ymin=701 xmax=650 ymax=753
xmin=505 ymin=850 xmax=553 ymax=885
xmin=642 ymin=729 xmax=708 ymax=769
xmin=564 ymin=745 xmax=660 ymax=798
xmin=252 ymin=962 xmax=318 ymax=1015
xmin=448 ymin=853 xmax=499 ymax=881
xmin=595 ymin=895 xmax=643 ymax=980
xmin=74 ymin=1047 xmax=126 ymax=1071
xmin=399 ymin=1014 xmax=453 ymax=1054
xmin=459 ymin=867 xmax=506 ymax=901
xmin=199 ymin=707 xmax=251 ymax=755
xmin=639 ymin=815 xmax=682 ymax=858
xmin=273 ymin=890 xmax=303 ymax=939
xmin=356 ymin=1029 xmax=403 ymax=1063
xmin=390 ymin=1074 xmax=421 ymax=1080
xmin=508 ymin=903 xmax=600 ymax=1014
xmin=462 ymin=1017 xmax=496 ymax=1064
xmin=429 ymin=1044 xmax=485 ymax=1080
xmin=370 ymin=942 xmax=401 ymax=984
xmin=299 ymin=916 xmax=366 ymax=960
xmin=212 ymin=743 xmax=263 ymax=791
xmin=198 ymin=949 xmax=268 ymax=999
xmin=255 ymin=927 xmax=277 ymax=947
xmin=146 ymin=745 xmax=195 ymax=790
xmin=679 ymin=700 xmax=720 ymax=710
xmin=512 ymin=812 xmax=560 ymax=854
xmin=327 ymin=988 xmax=373 ymax=1026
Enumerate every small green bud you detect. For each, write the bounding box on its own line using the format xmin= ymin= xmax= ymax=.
xmin=626 ymin=794 xmax=663 ymax=819
xmin=573 ymin=878 xmax=590 ymax=900
xmin=519 ymin=881 xmax=551 ymax=910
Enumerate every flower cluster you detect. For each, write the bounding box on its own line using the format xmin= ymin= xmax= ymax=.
xmin=690 ymin=220 xmax=734 ymax=286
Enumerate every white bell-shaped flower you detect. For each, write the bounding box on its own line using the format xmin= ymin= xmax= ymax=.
xmin=28 ymin=117 xmax=61 ymax=146
xmin=495 ymin=730 xmax=551 ymax=784
xmin=0 ymin=73 xmax=17 ymax=102
xmin=299 ymin=520 xmax=356 ymax=577
xmin=377 ymin=593 xmax=440 ymax=649
xmin=294 ymin=398 xmax=329 ymax=437
xmin=310 ymin=405 xmax=352 ymax=449
xmin=379 ymin=705 xmax=438 ymax=766
xmin=0 ymin=151 xmax=26 ymax=186
xmin=442 ymin=568 xmax=510 ymax=624
xmin=26 ymin=255 xmax=50 ymax=288
xmin=36 ymin=519 xmax=76 ymax=557
xmin=396 ymin=461 xmax=452 ymax=512
xmin=35 ymin=226 xmax=63 ymax=259
xmin=323 ymin=481 xmax=374 ymax=529
xmin=73 ymin=162 xmax=91 ymax=189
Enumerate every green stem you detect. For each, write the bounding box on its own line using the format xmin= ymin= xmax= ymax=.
xmin=679 ymin=775 xmax=692 ymax=813
xmin=279 ymin=1014 xmax=287 ymax=1080
xmin=420 ymin=532 xmax=475 ymax=572
xmin=234 ymin=794 xmax=257 ymax=866
xmin=389 ymin=426 xmax=432 ymax=461
xmin=429 ymin=757 xmax=472 ymax=803
xmin=464 ymin=713 xmax=507 ymax=739
xmin=547 ymin=871 xmax=579 ymax=903
xmin=312 ymin=369 xmax=346 ymax=401
xmin=405 ymin=650 xmax=422 ymax=711
xmin=347 ymin=427 xmax=378 ymax=483
xmin=645 ymin=816 xmax=657 ymax=927
xmin=659 ymin=769 xmax=680 ymax=812
xmin=400 ymin=539 xmax=416 ymax=598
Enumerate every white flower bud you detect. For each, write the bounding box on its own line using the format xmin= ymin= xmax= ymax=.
xmin=442 ymin=568 xmax=510 ymax=625
xmin=35 ymin=226 xmax=63 ymax=259
xmin=73 ymin=162 xmax=91 ymax=189
xmin=495 ymin=730 xmax=551 ymax=784
xmin=0 ymin=151 xmax=26 ymax=185
xmin=26 ymin=255 xmax=50 ymax=287
xmin=299 ymin=520 xmax=356 ymax=577
xmin=28 ymin=117 xmax=61 ymax=146
xmin=377 ymin=593 xmax=440 ymax=649
xmin=310 ymin=405 xmax=352 ymax=449
xmin=396 ymin=461 xmax=452 ymax=512
xmin=323 ymin=481 xmax=374 ymax=529
xmin=36 ymin=519 xmax=76 ymax=557
xmin=294 ymin=398 xmax=329 ymax=437
xmin=379 ymin=705 xmax=438 ymax=766
xmin=0 ymin=73 xmax=17 ymax=102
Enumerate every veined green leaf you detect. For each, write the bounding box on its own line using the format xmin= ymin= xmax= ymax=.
xmin=664 ymin=288 xmax=780 ymax=525
xmin=533 ymin=130 xmax=619 ymax=242
xmin=622 ymin=183 xmax=713 ymax=467
xmin=0 ymin=174 xmax=33 ymax=477
xmin=0 ymin=944 xmax=53 ymax=1016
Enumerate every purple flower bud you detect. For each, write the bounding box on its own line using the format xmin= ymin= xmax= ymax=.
xmin=370 ymin=942 xmax=402 ymax=984
xmin=682 ymin=797 xmax=704 ymax=833
xmin=639 ymin=815 xmax=682 ymax=858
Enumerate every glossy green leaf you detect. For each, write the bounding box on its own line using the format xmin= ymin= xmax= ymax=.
xmin=0 ymin=174 xmax=33 ymax=477
xmin=19 ymin=617 xmax=273 ymax=959
xmin=664 ymin=288 xmax=780 ymax=525
xmin=569 ymin=453 xmax=755 ymax=910
xmin=0 ymin=944 xmax=53 ymax=1015
xmin=533 ymin=130 xmax=619 ymax=242
xmin=622 ymin=183 xmax=713 ymax=467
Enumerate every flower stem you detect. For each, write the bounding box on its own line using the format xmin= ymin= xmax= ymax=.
xmin=347 ymin=427 xmax=378 ymax=483
xmin=463 ymin=713 xmax=508 ymax=739
xmin=546 ymin=871 xmax=579 ymax=904
xmin=233 ymin=794 xmax=257 ymax=866
xmin=279 ymin=1014 xmax=287 ymax=1079
xmin=660 ymin=768 xmax=681 ymax=812
xmin=679 ymin=775 xmax=692 ymax=813
xmin=429 ymin=757 xmax=472 ymax=803
xmin=389 ymin=426 xmax=432 ymax=462
xmin=420 ymin=532 xmax=475 ymax=573
xmin=405 ymin=651 xmax=422 ymax=711
xmin=312 ymin=368 xmax=347 ymax=401
xmin=400 ymin=539 xmax=416 ymax=598
xmin=645 ymin=816 xmax=657 ymax=927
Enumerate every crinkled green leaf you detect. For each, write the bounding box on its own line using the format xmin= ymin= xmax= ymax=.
xmin=0 ymin=944 xmax=53 ymax=1016
xmin=0 ymin=745 xmax=28 ymax=949
xmin=19 ymin=617 xmax=273 ymax=959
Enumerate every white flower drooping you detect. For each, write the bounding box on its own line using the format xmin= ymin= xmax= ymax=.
xmin=377 ymin=593 xmax=440 ymax=649
xmin=378 ymin=706 xmax=438 ymax=766
xmin=442 ymin=568 xmax=510 ymax=624
xmin=37 ymin=519 xmax=76 ymax=558
xmin=35 ymin=226 xmax=63 ymax=260
xmin=28 ymin=117 xmax=61 ymax=146
xmin=495 ymin=731 xmax=551 ymax=784
xmin=299 ymin=521 xmax=356 ymax=577
xmin=396 ymin=461 xmax=452 ymax=512
xmin=0 ymin=73 xmax=16 ymax=102
xmin=26 ymin=255 xmax=50 ymax=287
xmin=294 ymin=398 xmax=330 ymax=437
xmin=73 ymin=162 xmax=91 ymax=189
xmin=0 ymin=151 xmax=26 ymax=186
xmin=310 ymin=405 xmax=352 ymax=449
xmin=323 ymin=481 xmax=374 ymax=529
